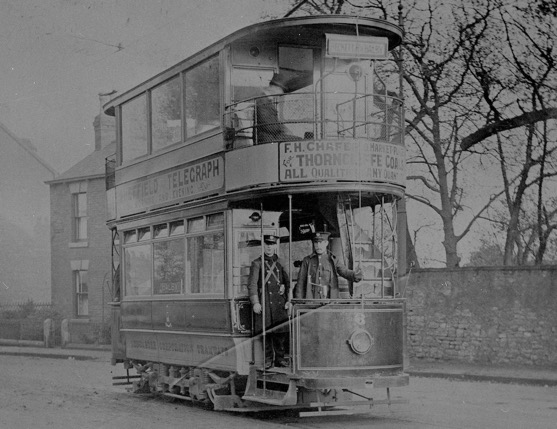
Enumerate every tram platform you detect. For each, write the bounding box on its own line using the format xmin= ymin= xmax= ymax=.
xmin=1 ymin=340 xmax=556 ymax=387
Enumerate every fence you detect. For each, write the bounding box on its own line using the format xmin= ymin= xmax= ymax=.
xmin=0 ymin=301 xmax=60 ymax=344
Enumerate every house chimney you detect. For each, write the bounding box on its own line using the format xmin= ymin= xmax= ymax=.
xmin=93 ymin=113 xmax=116 ymax=151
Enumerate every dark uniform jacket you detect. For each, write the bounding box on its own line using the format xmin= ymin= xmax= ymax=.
xmin=295 ymin=251 xmax=357 ymax=299
xmin=248 ymin=254 xmax=290 ymax=333
xmin=255 ymin=94 xmax=298 ymax=143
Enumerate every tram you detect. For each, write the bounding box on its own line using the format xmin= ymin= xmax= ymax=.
xmin=105 ymin=15 xmax=408 ymax=416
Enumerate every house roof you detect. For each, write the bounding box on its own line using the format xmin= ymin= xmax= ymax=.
xmin=46 ymin=141 xmax=116 ymax=184
xmin=0 ymin=121 xmax=58 ymax=176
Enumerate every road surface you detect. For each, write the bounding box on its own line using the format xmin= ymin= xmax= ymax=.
xmin=0 ymin=354 xmax=555 ymax=428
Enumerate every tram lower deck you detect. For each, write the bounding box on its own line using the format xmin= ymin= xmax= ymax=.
xmin=111 ymin=192 xmax=409 ymax=414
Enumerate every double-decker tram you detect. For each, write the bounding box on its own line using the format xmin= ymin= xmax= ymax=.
xmin=106 ymin=15 xmax=408 ymax=416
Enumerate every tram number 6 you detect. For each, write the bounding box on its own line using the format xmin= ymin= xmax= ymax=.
xmin=354 ymin=312 xmax=365 ymax=326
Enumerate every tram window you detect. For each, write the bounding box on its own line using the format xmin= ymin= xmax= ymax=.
xmin=153 ymin=239 xmax=185 ymax=295
xmin=184 ymin=55 xmax=220 ymax=139
xmin=152 ymin=76 xmax=182 ymax=151
xmin=206 ymin=213 xmax=224 ymax=230
xmin=187 ymin=217 xmax=205 ymax=233
xmin=169 ymin=220 xmax=184 ymax=235
xmin=123 ymin=230 xmax=137 ymax=244
xmin=322 ymin=58 xmax=374 ymax=138
xmin=138 ymin=227 xmax=151 ymax=241
xmin=121 ymin=94 xmax=148 ymax=162
xmin=278 ymin=46 xmax=313 ymax=92
xmin=186 ymin=232 xmax=224 ymax=295
xmin=124 ymin=245 xmax=152 ymax=296
xmin=153 ymin=223 xmax=169 ymax=238
xmin=231 ymin=68 xmax=275 ymax=102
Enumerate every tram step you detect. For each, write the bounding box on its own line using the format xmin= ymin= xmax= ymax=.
xmin=242 ymin=366 xmax=298 ymax=406
xmin=242 ymin=384 xmax=297 ymax=406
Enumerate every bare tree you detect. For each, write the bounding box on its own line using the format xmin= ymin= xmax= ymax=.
xmin=281 ymin=0 xmax=557 ymax=266
xmin=464 ymin=1 xmax=557 ymax=264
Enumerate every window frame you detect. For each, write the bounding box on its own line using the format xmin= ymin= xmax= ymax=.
xmin=123 ymin=242 xmax=153 ymax=297
xmin=121 ymin=93 xmax=149 ymax=163
xmin=72 ymin=192 xmax=88 ymax=242
xmin=117 ymin=53 xmax=222 ymax=166
xmin=153 ymin=236 xmax=186 ymax=295
xmin=184 ymin=213 xmax=225 ymax=297
xmin=75 ymin=269 xmax=89 ymax=317
xmin=183 ymin=54 xmax=221 ymax=141
xmin=121 ymin=212 xmax=225 ymax=300
xmin=151 ymin=75 xmax=183 ymax=152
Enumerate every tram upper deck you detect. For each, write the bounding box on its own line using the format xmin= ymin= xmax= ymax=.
xmin=104 ymin=15 xmax=405 ymax=222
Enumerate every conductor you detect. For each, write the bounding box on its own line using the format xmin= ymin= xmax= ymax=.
xmin=247 ymin=234 xmax=291 ymax=368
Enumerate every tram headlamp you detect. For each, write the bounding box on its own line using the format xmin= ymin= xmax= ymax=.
xmin=249 ymin=46 xmax=260 ymax=57
xmin=249 ymin=212 xmax=261 ymax=222
xmin=348 ymin=329 xmax=374 ymax=355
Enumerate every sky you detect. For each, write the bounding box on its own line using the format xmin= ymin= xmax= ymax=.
xmin=0 ymin=0 xmax=496 ymax=266
xmin=0 ymin=0 xmax=287 ymax=174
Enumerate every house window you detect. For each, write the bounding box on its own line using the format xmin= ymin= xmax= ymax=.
xmin=73 ymin=192 xmax=88 ymax=241
xmin=75 ymin=270 xmax=89 ymax=317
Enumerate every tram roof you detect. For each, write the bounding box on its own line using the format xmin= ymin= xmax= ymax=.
xmin=103 ymin=15 xmax=402 ymax=115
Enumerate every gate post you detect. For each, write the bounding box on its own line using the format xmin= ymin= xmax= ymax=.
xmin=43 ymin=318 xmax=52 ymax=348
xmin=61 ymin=319 xmax=70 ymax=348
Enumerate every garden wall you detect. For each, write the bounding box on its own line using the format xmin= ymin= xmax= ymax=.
xmin=406 ymin=266 xmax=557 ymax=366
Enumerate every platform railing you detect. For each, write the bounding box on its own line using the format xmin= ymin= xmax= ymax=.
xmin=224 ymin=91 xmax=402 ymax=148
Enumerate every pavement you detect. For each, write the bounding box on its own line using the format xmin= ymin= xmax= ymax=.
xmin=1 ymin=340 xmax=556 ymax=387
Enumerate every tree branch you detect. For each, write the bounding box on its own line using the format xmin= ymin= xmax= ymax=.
xmin=461 ymin=107 xmax=557 ymax=150
xmin=407 ymin=175 xmax=441 ymax=193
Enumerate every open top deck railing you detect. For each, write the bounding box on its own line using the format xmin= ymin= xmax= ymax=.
xmin=224 ymin=91 xmax=402 ymax=149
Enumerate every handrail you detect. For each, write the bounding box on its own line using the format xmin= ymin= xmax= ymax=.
xmin=224 ymin=90 xmax=402 ymax=149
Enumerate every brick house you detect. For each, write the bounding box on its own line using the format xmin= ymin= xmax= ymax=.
xmin=47 ymin=114 xmax=115 ymax=343
xmin=0 ymin=121 xmax=56 ymax=303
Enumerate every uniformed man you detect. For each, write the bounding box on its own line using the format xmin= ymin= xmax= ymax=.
xmin=295 ymin=231 xmax=362 ymax=299
xmin=247 ymin=234 xmax=291 ymax=368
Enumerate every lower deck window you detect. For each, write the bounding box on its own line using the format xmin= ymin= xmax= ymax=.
xmin=125 ymin=244 xmax=152 ymax=296
xmin=122 ymin=213 xmax=224 ymax=297
xmin=154 ymin=239 xmax=185 ymax=294
xmin=187 ymin=232 xmax=224 ymax=294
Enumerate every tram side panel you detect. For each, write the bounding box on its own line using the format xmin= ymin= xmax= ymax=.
xmin=117 ymin=298 xmax=260 ymax=375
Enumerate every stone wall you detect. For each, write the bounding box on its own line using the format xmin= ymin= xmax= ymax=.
xmin=406 ymin=266 xmax=557 ymax=366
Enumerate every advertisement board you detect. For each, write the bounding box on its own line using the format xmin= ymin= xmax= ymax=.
xmin=279 ymin=140 xmax=405 ymax=186
xmin=116 ymin=156 xmax=224 ymax=216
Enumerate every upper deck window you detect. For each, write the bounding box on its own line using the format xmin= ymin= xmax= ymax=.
xmin=121 ymin=94 xmax=148 ymax=162
xmin=119 ymin=55 xmax=221 ymax=164
xmin=184 ymin=55 xmax=220 ymax=138
xmin=152 ymin=76 xmax=181 ymax=151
